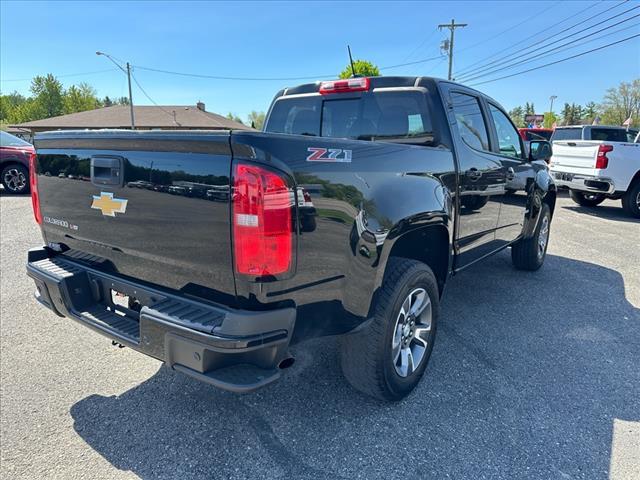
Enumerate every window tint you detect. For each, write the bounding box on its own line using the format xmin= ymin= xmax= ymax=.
xmin=265 ymin=91 xmax=433 ymax=143
xmin=591 ymin=128 xmax=627 ymax=142
xmin=266 ymin=96 xmax=321 ymax=136
xmin=450 ymin=92 xmax=490 ymax=151
xmin=489 ymin=104 xmax=522 ymax=159
xmin=551 ymin=128 xmax=582 ymax=141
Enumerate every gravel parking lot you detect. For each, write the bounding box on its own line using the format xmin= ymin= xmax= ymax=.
xmin=1 ymin=191 xmax=638 ymax=480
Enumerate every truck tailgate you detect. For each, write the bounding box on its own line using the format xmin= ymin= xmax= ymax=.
xmin=550 ymin=141 xmax=599 ymax=174
xmin=34 ymin=131 xmax=237 ymax=304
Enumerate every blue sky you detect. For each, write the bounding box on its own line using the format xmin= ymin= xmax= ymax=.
xmin=1 ymin=1 xmax=638 ymax=120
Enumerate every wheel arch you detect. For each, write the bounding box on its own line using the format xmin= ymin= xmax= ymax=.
xmin=384 ymin=224 xmax=451 ymax=298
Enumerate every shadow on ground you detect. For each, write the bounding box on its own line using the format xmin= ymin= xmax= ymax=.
xmin=561 ymin=203 xmax=639 ymax=224
xmin=70 ymin=253 xmax=639 ymax=480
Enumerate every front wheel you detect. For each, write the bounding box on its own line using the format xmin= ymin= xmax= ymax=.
xmin=511 ymin=202 xmax=551 ymax=271
xmin=621 ymin=181 xmax=640 ymax=218
xmin=569 ymin=190 xmax=605 ymax=207
xmin=340 ymin=258 xmax=439 ymax=401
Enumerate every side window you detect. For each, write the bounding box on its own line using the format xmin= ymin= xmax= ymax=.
xmin=488 ymin=104 xmax=522 ymax=159
xmin=450 ymin=92 xmax=490 ymax=151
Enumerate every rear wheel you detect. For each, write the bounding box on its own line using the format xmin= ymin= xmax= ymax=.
xmin=340 ymin=258 xmax=439 ymax=401
xmin=1 ymin=164 xmax=29 ymax=194
xmin=569 ymin=190 xmax=605 ymax=207
xmin=511 ymin=203 xmax=551 ymax=271
xmin=621 ymin=181 xmax=640 ymax=218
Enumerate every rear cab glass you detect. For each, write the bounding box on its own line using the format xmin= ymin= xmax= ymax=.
xmin=264 ymin=90 xmax=434 ymax=144
xmin=590 ymin=128 xmax=627 ymax=142
xmin=551 ymin=128 xmax=583 ymax=141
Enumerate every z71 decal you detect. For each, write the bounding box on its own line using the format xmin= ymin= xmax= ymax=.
xmin=306 ymin=147 xmax=352 ymax=163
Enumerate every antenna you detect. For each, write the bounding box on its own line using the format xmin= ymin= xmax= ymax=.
xmin=347 ymin=45 xmax=357 ymax=77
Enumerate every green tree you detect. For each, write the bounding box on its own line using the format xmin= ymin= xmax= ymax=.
xmin=561 ymin=103 xmax=573 ymax=125
xmin=583 ymin=101 xmax=598 ymax=124
xmin=338 ymin=60 xmax=380 ymax=79
xmin=600 ymin=79 xmax=640 ymax=126
xmin=226 ymin=112 xmax=244 ymax=124
xmin=0 ymin=91 xmax=27 ymax=122
xmin=30 ymin=74 xmax=64 ymax=118
xmin=103 ymin=96 xmax=113 ymax=107
xmin=524 ymin=102 xmax=535 ymax=115
xmin=117 ymin=96 xmax=130 ymax=106
xmin=508 ymin=106 xmax=525 ymax=128
xmin=247 ymin=111 xmax=265 ymax=130
xmin=7 ymin=98 xmax=44 ymax=123
xmin=63 ymin=83 xmax=100 ymax=114
xmin=543 ymin=111 xmax=558 ymax=129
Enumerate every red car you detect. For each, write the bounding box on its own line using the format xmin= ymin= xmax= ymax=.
xmin=1 ymin=131 xmax=35 ymax=194
xmin=518 ymin=128 xmax=553 ymax=142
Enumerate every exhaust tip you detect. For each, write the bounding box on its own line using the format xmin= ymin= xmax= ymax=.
xmin=278 ymin=356 xmax=295 ymax=370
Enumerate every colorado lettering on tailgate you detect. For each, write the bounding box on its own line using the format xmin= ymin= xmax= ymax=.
xmin=306 ymin=147 xmax=352 ymax=163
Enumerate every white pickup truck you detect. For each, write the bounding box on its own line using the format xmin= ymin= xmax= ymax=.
xmin=549 ymin=125 xmax=640 ymax=217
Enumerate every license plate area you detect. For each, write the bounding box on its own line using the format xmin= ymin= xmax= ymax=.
xmin=110 ymin=288 xmax=142 ymax=316
xmin=555 ymin=172 xmax=574 ymax=181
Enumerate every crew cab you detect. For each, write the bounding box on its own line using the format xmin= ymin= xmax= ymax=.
xmin=26 ymin=76 xmax=555 ymax=401
xmin=549 ymin=125 xmax=640 ymax=217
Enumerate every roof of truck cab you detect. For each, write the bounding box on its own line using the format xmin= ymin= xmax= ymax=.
xmin=276 ymin=76 xmax=499 ymax=105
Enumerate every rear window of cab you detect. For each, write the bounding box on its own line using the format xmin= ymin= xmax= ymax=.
xmin=264 ymin=90 xmax=434 ymax=143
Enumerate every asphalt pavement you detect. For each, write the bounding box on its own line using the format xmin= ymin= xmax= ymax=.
xmin=1 ymin=191 xmax=638 ymax=479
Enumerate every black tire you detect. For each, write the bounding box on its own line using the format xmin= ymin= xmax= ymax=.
xmin=339 ymin=258 xmax=439 ymax=401
xmin=1 ymin=164 xmax=30 ymax=194
xmin=511 ymin=202 xmax=551 ymax=271
xmin=621 ymin=181 xmax=640 ymax=218
xmin=569 ymin=189 xmax=605 ymax=207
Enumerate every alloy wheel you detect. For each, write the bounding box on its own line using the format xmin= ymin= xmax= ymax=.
xmin=391 ymin=288 xmax=432 ymax=378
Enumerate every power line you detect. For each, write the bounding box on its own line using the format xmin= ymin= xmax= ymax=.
xmin=456 ymin=0 xmax=562 ymax=54
xmin=379 ymin=55 xmax=445 ymax=71
xmin=130 ymin=71 xmax=181 ymax=125
xmin=455 ymin=0 xmax=617 ymax=77
xmin=460 ymin=12 xmax=640 ymax=83
xmin=458 ymin=2 xmax=638 ymax=81
xmin=467 ymin=33 xmax=639 ymax=87
xmin=1 ymin=68 xmax=118 ymax=83
xmin=132 ymin=54 xmax=445 ymax=82
xmin=401 ymin=27 xmax=440 ymax=63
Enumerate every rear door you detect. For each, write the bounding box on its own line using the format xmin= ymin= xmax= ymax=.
xmin=441 ymin=85 xmax=506 ymax=268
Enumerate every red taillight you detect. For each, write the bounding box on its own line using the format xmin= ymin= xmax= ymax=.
xmin=232 ymin=163 xmax=292 ymax=277
xmin=29 ymin=152 xmax=42 ymax=225
xmin=319 ymin=77 xmax=370 ymax=95
xmin=596 ymin=144 xmax=613 ymax=169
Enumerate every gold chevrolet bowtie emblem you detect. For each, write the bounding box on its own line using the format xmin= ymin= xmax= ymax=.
xmin=91 ymin=192 xmax=128 ymax=217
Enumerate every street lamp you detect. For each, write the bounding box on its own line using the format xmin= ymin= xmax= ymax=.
xmin=549 ymin=95 xmax=557 ymax=114
xmin=96 ymin=51 xmax=135 ymax=129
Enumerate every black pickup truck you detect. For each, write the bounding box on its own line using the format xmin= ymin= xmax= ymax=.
xmin=27 ymin=76 xmax=555 ymax=401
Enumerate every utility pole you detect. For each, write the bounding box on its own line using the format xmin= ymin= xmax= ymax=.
xmin=438 ymin=19 xmax=467 ymax=81
xmin=96 ymin=51 xmax=135 ymax=129
xmin=549 ymin=95 xmax=557 ymax=113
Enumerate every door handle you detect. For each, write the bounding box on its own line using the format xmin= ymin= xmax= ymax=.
xmin=465 ymin=168 xmax=482 ymax=180
xmin=506 ymin=167 xmax=515 ymax=181
xmin=91 ymin=156 xmax=124 ymax=187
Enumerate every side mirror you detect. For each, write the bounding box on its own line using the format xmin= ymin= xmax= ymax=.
xmin=528 ymin=140 xmax=552 ymax=163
